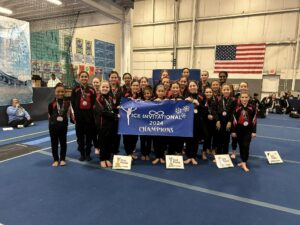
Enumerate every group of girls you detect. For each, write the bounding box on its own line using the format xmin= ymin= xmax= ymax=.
xmin=48 ymin=68 xmax=257 ymax=172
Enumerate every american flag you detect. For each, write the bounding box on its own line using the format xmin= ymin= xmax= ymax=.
xmin=214 ymin=44 xmax=266 ymax=74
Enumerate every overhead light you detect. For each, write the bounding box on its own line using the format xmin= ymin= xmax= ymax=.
xmin=46 ymin=0 xmax=63 ymax=5
xmin=0 ymin=6 xmax=13 ymax=15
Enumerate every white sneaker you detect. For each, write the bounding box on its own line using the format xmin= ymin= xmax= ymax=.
xmin=17 ymin=125 xmax=24 ymax=128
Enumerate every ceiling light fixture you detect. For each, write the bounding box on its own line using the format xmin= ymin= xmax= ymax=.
xmin=46 ymin=0 xmax=63 ymax=5
xmin=0 ymin=6 xmax=13 ymax=15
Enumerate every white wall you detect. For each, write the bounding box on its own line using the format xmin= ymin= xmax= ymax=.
xmin=71 ymin=23 xmax=122 ymax=73
xmin=131 ymin=0 xmax=300 ymax=81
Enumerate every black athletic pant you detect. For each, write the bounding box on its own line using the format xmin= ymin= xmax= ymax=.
xmin=168 ymin=137 xmax=184 ymax=155
xmin=123 ymin=135 xmax=138 ymax=155
xmin=49 ymin=126 xmax=67 ymax=161
xmin=91 ymin=122 xmax=100 ymax=149
xmin=185 ymin=137 xmax=199 ymax=158
xmin=236 ymin=127 xmax=252 ymax=162
xmin=153 ymin=136 xmax=167 ymax=158
xmin=9 ymin=118 xmax=33 ymax=128
xmin=111 ymin=121 xmax=120 ymax=154
xmin=216 ymin=123 xmax=230 ymax=155
xmin=75 ymin=120 xmax=93 ymax=157
xmin=140 ymin=136 xmax=152 ymax=156
xmin=98 ymin=129 xmax=113 ymax=161
xmin=212 ymin=129 xmax=218 ymax=150
xmin=203 ymin=121 xmax=215 ymax=152
xmin=231 ymin=136 xmax=238 ymax=150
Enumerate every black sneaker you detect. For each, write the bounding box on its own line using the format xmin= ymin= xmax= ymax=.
xmin=86 ymin=155 xmax=92 ymax=161
xmin=79 ymin=156 xmax=85 ymax=161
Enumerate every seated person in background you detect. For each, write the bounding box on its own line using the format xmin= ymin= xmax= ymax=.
xmin=261 ymin=94 xmax=273 ymax=109
xmin=47 ymin=73 xmax=61 ymax=87
xmin=6 ymin=98 xmax=33 ymax=128
xmin=269 ymin=94 xmax=283 ymax=114
xmin=287 ymin=91 xmax=295 ymax=100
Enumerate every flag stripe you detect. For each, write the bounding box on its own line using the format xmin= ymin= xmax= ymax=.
xmin=215 ymin=62 xmax=264 ymax=65
xmin=236 ymin=46 xmax=266 ymax=50
xmin=236 ymin=53 xmax=265 ymax=56
xmin=236 ymin=48 xmax=266 ymax=51
xmin=215 ymin=66 xmax=263 ymax=69
xmin=214 ymin=71 xmax=263 ymax=74
xmin=235 ymin=57 xmax=264 ymax=60
xmin=238 ymin=44 xmax=265 ymax=47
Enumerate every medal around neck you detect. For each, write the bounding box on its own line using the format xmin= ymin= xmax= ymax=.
xmin=57 ymin=116 xmax=63 ymax=122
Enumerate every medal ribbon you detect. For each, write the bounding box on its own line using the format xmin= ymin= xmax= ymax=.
xmin=56 ymin=100 xmax=64 ymax=116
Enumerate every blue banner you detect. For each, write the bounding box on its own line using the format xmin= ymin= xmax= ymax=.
xmin=118 ymin=98 xmax=194 ymax=137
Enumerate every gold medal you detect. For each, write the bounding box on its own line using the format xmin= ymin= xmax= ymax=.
xmin=243 ymin=121 xmax=249 ymax=126
xmin=194 ymin=109 xmax=198 ymax=113
xmin=82 ymin=101 xmax=87 ymax=106
xmin=222 ymin=111 xmax=227 ymax=116
xmin=57 ymin=116 xmax=63 ymax=122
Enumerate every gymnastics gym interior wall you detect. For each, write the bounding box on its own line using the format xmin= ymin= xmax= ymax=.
xmin=71 ymin=23 xmax=122 ymax=75
xmin=131 ymin=0 xmax=300 ymax=94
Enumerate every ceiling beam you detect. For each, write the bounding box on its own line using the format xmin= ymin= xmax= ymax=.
xmin=12 ymin=5 xmax=90 ymax=19
xmin=80 ymin=0 xmax=124 ymax=22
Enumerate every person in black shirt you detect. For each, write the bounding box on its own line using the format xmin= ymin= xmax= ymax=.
xmin=71 ymin=71 xmax=96 ymax=161
xmin=94 ymin=80 xmax=119 ymax=168
xmin=48 ymin=83 xmax=73 ymax=167
xmin=215 ymin=84 xmax=236 ymax=155
xmin=232 ymin=92 xmax=257 ymax=172
xmin=184 ymin=81 xmax=203 ymax=165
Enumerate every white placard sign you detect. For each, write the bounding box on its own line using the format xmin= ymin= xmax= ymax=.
xmin=112 ymin=155 xmax=132 ymax=170
xmin=166 ymin=155 xmax=184 ymax=169
xmin=215 ymin=154 xmax=234 ymax=169
xmin=265 ymin=151 xmax=283 ymax=164
xmin=2 ymin=127 xmax=13 ymax=131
